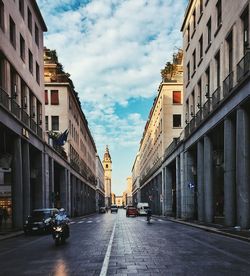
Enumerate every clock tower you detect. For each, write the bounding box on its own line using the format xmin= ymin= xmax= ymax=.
xmin=103 ymin=145 xmax=112 ymax=207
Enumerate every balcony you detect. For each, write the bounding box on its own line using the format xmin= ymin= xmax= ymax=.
xmin=189 ymin=117 xmax=196 ymax=133
xmin=11 ymin=100 xmax=20 ymax=119
xmin=0 ymin=88 xmax=10 ymax=110
xmin=30 ymin=119 xmax=37 ymax=133
xmin=223 ymin=71 xmax=234 ymax=98
xmin=211 ymin=86 xmax=221 ymax=110
xmin=37 ymin=126 xmax=43 ymax=139
xmin=237 ymin=51 xmax=250 ymax=82
xmin=202 ymin=100 xmax=211 ymax=119
xmin=21 ymin=109 xmax=30 ymax=127
xmin=195 ymin=109 xmax=202 ymax=126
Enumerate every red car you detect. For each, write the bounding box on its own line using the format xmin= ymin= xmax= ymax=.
xmin=126 ymin=206 xmax=138 ymax=217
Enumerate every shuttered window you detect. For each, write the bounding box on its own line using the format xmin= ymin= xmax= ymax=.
xmin=45 ymin=90 xmax=48 ymax=105
xmin=51 ymin=90 xmax=59 ymax=105
xmin=173 ymin=91 xmax=181 ymax=104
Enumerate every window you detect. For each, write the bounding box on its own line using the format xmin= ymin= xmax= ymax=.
xmin=51 ymin=116 xmax=59 ymax=131
xmin=19 ymin=0 xmax=24 ymax=18
xmin=227 ymin=32 xmax=233 ymax=73
xmin=45 ymin=90 xmax=48 ymax=104
xmin=207 ymin=18 xmax=211 ymax=45
xmin=36 ymin=62 xmax=40 ymax=84
xmin=20 ymin=34 xmax=25 ymax=61
xmin=27 ymin=7 xmax=32 ymax=34
xmin=9 ymin=16 xmax=16 ymax=48
xmin=216 ymin=0 xmax=222 ymax=28
xmin=241 ymin=6 xmax=249 ymax=53
xmin=192 ymin=49 xmax=196 ymax=73
xmin=187 ymin=62 xmax=190 ymax=82
xmin=200 ymin=0 xmax=203 ymax=15
xmin=173 ymin=115 xmax=182 ymax=128
xmin=197 ymin=79 xmax=202 ymax=108
xmin=51 ymin=90 xmax=59 ymax=105
xmin=187 ymin=24 xmax=190 ymax=44
xmin=192 ymin=9 xmax=196 ymax=32
xmin=205 ymin=66 xmax=210 ymax=97
xmin=35 ymin=23 xmax=39 ymax=47
xmin=215 ymin=50 xmax=220 ymax=88
xmin=173 ymin=91 xmax=181 ymax=104
xmin=199 ymin=35 xmax=203 ymax=59
xmin=45 ymin=116 xmax=48 ymax=131
xmin=106 ymin=164 xmax=108 ymax=169
xmin=0 ymin=0 xmax=4 ymax=31
xmin=0 ymin=55 xmax=5 ymax=88
xmin=28 ymin=49 xmax=33 ymax=73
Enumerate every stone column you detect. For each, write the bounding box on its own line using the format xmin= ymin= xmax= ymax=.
xmin=204 ymin=135 xmax=214 ymax=223
xmin=60 ymin=168 xmax=67 ymax=208
xmin=13 ymin=136 xmax=23 ymax=228
xmin=180 ymin=152 xmax=185 ymax=219
xmin=184 ymin=151 xmax=195 ymax=219
xmin=33 ymin=151 xmax=44 ymax=208
xmin=43 ymin=153 xmax=50 ymax=208
xmin=197 ymin=140 xmax=204 ymax=222
xmin=236 ymin=107 xmax=250 ymax=228
xmin=165 ymin=167 xmax=173 ymax=216
xmin=176 ymin=155 xmax=181 ymax=218
xmin=49 ymin=158 xmax=54 ymax=207
xmin=67 ymin=170 xmax=71 ymax=215
xmin=22 ymin=142 xmax=30 ymax=220
xmin=161 ymin=168 xmax=165 ymax=215
xmin=224 ymin=117 xmax=236 ymax=226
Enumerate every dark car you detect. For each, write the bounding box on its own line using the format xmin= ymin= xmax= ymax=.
xmin=110 ymin=204 xmax=118 ymax=213
xmin=126 ymin=206 xmax=138 ymax=217
xmin=24 ymin=208 xmax=58 ymax=234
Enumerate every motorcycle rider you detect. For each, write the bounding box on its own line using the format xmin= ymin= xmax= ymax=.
xmin=53 ymin=208 xmax=70 ymax=237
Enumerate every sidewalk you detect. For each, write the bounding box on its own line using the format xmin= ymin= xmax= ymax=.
xmin=155 ymin=215 xmax=250 ymax=242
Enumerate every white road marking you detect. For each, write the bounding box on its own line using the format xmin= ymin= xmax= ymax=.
xmin=78 ymin=221 xmax=84 ymax=224
xmin=70 ymin=222 xmax=76 ymax=224
xmin=99 ymin=220 xmax=117 ymax=276
xmin=86 ymin=221 xmax=92 ymax=223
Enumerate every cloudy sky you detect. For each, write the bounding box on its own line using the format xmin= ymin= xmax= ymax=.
xmin=37 ymin=0 xmax=188 ymax=195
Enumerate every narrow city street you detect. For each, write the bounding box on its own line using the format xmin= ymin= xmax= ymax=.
xmin=0 ymin=210 xmax=250 ymax=276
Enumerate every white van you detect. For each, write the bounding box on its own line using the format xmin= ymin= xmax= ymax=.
xmin=137 ymin=202 xmax=149 ymax=215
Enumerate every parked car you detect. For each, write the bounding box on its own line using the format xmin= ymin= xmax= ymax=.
xmin=99 ymin=207 xmax=106 ymax=213
xmin=24 ymin=208 xmax=58 ymax=234
xmin=126 ymin=206 xmax=138 ymax=217
xmin=110 ymin=204 xmax=118 ymax=213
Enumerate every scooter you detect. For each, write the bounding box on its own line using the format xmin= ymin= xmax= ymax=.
xmin=52 ymin=220 xmax=70 ymax=246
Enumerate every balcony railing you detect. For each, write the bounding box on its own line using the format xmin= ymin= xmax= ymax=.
xmin=37 ymin=126 xmax=43 ymax=139
xmin=202 ymin=100 xmax=210 ymax=119
xmin=0 ymin=87 xmax=10 ymax=110
xmin=184 ymin=124 xmax=190 ymax=137
xmin=30 ymin=119 xmax=37 ymax=133
xmin=223 ymin=71 xmax=234 ymax=98
xmin=11 ymin=100 xmax=20 ymax=119
xmin=237 ymin=51 xmax=250 ymax=81
xmin=21 ymin=109 xmax=30 ymax=127
xmin=164 ymin=138 xmax=179 ymax=159
xmin=195 ymin=109 xmax=202 ymax=126
xmin=212 ymin=86 xmax=221 ymax=109
xmin=189 ymin=117 xmax=196 ymax=133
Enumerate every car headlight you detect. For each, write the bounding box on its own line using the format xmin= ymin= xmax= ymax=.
xmin=54 ymin=226 xmax=63 ymax=232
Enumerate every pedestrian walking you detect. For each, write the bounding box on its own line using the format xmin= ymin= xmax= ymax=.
xmin=0 ymin=207 xmax=3 ymax=227
xmin=2 ymin=208 xmax=8 ymax=224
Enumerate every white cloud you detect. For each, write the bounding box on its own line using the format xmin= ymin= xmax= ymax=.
xmin=37 ymin=0 xmax=187 ymax=186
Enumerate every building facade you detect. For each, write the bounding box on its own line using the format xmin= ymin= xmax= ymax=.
xmin=96 ymin=154 xmax=105 ymax=211
xmin=44 ymin=48 xmax=97 ymax=216
xmin=0 ymin=0 xmax=47 ymax=229
xmin=138 ymin=51 xmax=184 ymax=215
xmin=103 ymin=145 xmax=112 ymax=207
xmin=126 ymin=176 xmax=133 ymax=206
xmin=176 ymin=0 xmax=250 ymax=228
xmin=135 ymin=0 xmax=250 ymax=229
xmin=132 ymin=153 xmax=141 ymax=205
